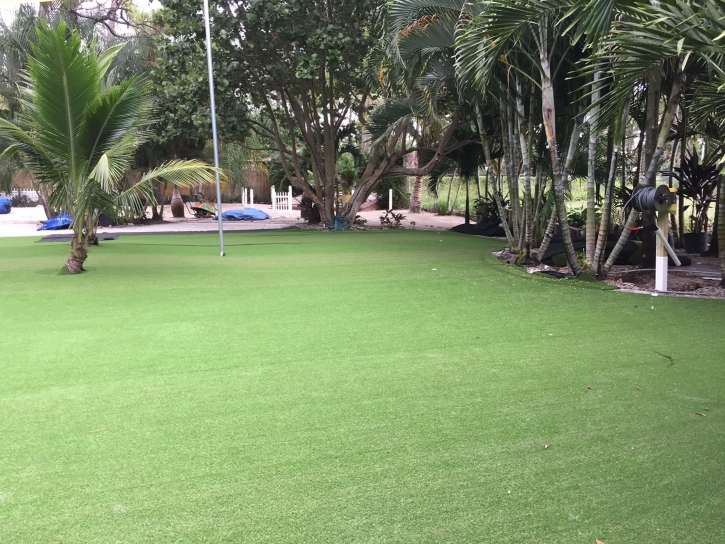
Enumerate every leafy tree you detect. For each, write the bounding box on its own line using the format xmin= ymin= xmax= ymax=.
xmin=0 ymin=22 xmax=219 ymax=274
xmin=156 ymin=0 xmax=461 ymax=223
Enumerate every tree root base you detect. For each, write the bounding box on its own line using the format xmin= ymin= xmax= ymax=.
xmin=65 ymin=258 xmax=86 ymax=275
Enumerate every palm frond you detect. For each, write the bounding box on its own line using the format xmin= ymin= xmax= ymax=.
xmin=135 ymin=160 xmax=224 ymax=189
xmin=22 ymin=21 xmax=100 ymax=181
xmin=79 ymin=78 xmax=152 ymax=168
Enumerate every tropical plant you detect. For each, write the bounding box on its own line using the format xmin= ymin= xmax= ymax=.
xmin=337 ymin=152 xmax=358 ymax=192
xmin=663 ymin=149 xmax=722 ymax=235
xmin=0 ymin=22 xmax=220 ymax=274
xmin=474 ymin=193 xmax=508 ymax=223
xmin=567 ymin=207 xmax=586 ymax=229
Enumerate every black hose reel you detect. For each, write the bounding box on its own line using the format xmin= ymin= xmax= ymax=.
xmin=630 ymin=185 xmax=677 ymax=213
xmin=626 ymin=185 xmax=682 ymax=279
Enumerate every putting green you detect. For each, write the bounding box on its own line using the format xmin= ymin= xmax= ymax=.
xmin=0 ymin=230 xmax=723 ymax=543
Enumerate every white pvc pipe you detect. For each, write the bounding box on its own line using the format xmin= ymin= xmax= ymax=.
xmin=389 ymin=188 xmax=393 ymax=211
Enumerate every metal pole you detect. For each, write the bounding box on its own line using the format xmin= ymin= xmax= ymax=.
xmin=203 ymin=0 xmax=225 ymax=256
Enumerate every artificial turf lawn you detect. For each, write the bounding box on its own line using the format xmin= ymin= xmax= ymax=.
xmin=0 ymin=230 xmax=723 ymax=544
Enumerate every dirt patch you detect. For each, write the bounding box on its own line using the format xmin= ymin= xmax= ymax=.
xmin=607 ymin=269 xmax=721 ymax=292
xmin=605 ymin=255 xmax=724 ymax=299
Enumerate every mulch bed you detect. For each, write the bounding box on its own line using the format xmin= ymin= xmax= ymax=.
xmin=493 ymin=248 xmax=725 ymax=299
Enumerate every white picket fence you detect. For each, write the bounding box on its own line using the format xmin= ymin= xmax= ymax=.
xmin=241 ymin=187 xmax=254 ymax=207
xmin=0 ymin=189 xmax=39 ymax=201
xmin=271 ymin=186 xmax=293 ymax=212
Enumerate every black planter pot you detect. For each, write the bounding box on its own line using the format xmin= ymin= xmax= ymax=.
xmin=683 ymin=232 xmax=709 ymax=254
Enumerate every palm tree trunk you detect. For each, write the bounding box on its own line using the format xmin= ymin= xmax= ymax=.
xmin=633 ymin=131 xmax=644 ymax=187
xmin=533 ymin=170 xmax=544 ymax=242
xmin=406 ymin=149 xmax=424 ymax=213
xmin=537 ymin=205 xmax=558 ymax=261
xmin=451 ymin=175 xmax=462 ymax=211
xmin=442 ymin=171 xmax=453 ymax=213
xmin=85 ymin=213 xmax=99 ymax=247
xmin=586 ymin=72 xmax=601 ymax=262
xmin=478 ymin=127 xmax=514 ymax=246
xmin=538 ymin=22 xmax=581 ymax=275
xmin=501 ymin=99 xmax=520 ymax=244
xmin=593 ymin=150 xmax=620 ymax=276
xmin=492 ymin=169 xmax=515 ymax=246
xmin=66 ymin=225 xmax=88 ymax=274
xmin=159 ymin=181 xmax=169 ymax=219
xmin=718 ymin=174 xmax=725 ymax=287
xmin=668 ymin=138 xmax=681 ymax=251
xmin=710 ymin=180 xmax=721 ymax=257
xmin=32 ymin=180 xmax=55 ymax=220
xmin=515 ymin=75 xmax=533 ymax=257
xmin=593 ymin=96 xmax=631 ymax=276
xmin=677 ymin=108 xmax=687 ymax=247
xmin=409 ymin=175 xmax=423 ymax=213
xmin=535 ymin=119 xmax=582 ymax=264
xmin=602 ymin=68 xmax=682 ymax=277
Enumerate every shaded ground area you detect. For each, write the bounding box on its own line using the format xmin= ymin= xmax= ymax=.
xmin=0 ymin=231 xmax=724 ymax=543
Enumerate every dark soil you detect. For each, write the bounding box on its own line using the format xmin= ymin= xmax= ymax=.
xmin=613 ymin=270 xmax=719 ymax=292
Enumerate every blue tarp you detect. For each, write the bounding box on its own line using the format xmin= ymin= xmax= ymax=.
xmin=214 ymin=208 xmax=270 ymax=221
xmin=0 ymin=197 xmax=11 ymax=214
xmin=38 ymin=212 xmax=72 ymax=231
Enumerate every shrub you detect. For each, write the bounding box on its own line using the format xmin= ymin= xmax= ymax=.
xmin=379 ymin=209 xmax=406 ymax=229
xmin=11 ymin=194 xmax=39 ymax=207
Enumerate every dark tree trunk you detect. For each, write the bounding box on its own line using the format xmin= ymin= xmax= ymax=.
xmin=705 ymin=179 xmax=720 ymax=256
xmin=465 ymin=177 xmax=470 ymax=225
xmin=640 ymin=67 xmax=663 ymax=269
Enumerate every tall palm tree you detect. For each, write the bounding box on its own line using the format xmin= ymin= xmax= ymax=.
xmin=0 ymin=22 xmax=220 ymax=274
xmin=458 ymin=2 xmax=591 ymax=272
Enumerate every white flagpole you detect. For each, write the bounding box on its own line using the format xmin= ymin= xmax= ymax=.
xmin=202 ymin=0 xmax=225 ymax=256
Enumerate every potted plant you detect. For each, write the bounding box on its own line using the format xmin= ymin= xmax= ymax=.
xmin=662 ymin=149 xmax=721 ymax=253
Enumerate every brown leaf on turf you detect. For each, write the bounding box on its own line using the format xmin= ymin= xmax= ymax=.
xmin=695 ymin=412 xmax=707 ymax=417
xmin=475 ymin=336 xmax=479 ymax=339
xmin=587 ymin=386 xmax=593 ymax=390
xmin=635 ymin=386 xmax=641 ymax=390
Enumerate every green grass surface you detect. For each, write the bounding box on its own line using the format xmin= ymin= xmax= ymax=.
xmin=1 ymin=230 xmax=723 ymax=543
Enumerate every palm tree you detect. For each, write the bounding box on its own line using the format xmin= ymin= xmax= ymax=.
xmin=458 ymin=2 xmax=592 ymax=272
xmin=0 ymin=22 xmax=220 ymax=274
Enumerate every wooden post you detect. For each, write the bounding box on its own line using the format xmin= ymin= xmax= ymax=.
xmin=288 ymin=186 xmax=293 ymax=212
